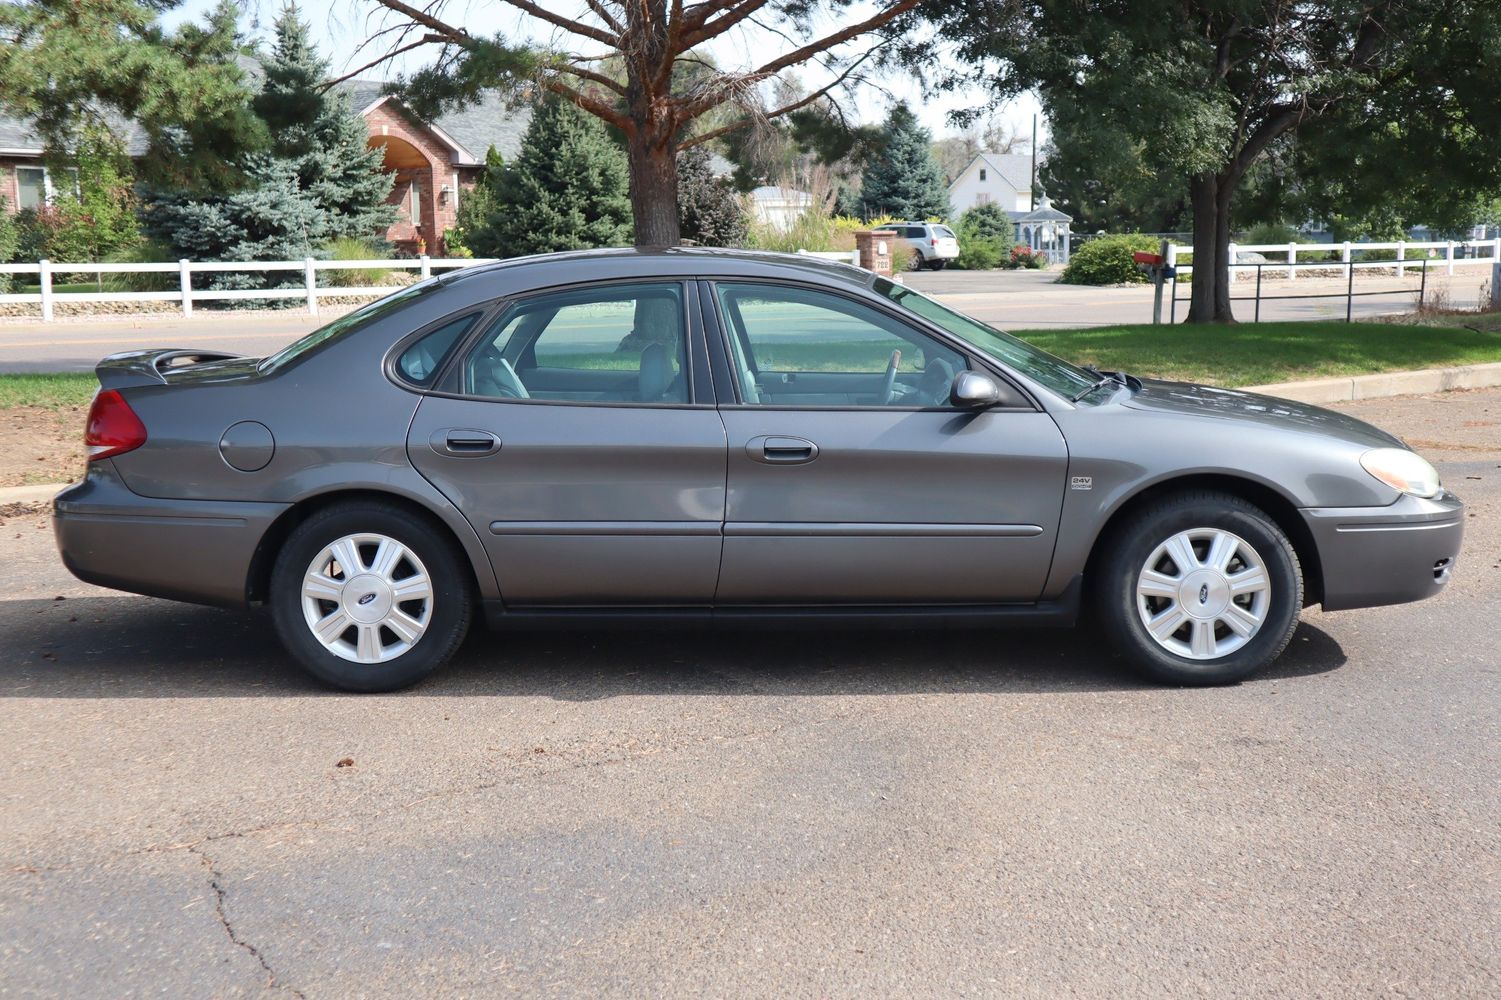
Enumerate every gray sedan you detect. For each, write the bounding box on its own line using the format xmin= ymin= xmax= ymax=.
xmin=54 ymin=249 xmax=1464 ymax=691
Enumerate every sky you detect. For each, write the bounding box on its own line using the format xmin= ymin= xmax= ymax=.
xmin=160 ymin=0 xmax=1046 ymax=146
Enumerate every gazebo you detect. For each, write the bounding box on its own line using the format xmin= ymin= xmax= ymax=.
xmin=1010 ymin=193 xmax=1073 ymax=264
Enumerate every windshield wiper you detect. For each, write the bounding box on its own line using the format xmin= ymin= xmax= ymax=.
xmin=1071 ymin=365 xmax=1125 ymax=402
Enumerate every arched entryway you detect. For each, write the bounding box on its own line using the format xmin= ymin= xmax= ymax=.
xmin=369 ymin=134 xmax=439 ymax=256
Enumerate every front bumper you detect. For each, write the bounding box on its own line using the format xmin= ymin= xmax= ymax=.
xmin=53 ymin=462 xmax=290 ymax=608
xmin=1302 ymin=491 xmax=1464 ymax=612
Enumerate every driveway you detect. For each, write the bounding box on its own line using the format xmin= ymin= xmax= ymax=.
xmin=1 ymin=390 xmax=1498 ymax=998
xmin=3 ymin=266 xmax=1493 ymax=372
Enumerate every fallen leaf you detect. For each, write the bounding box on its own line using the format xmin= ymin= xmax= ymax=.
xmin=335 ymin=757 xmax=355 ymax=768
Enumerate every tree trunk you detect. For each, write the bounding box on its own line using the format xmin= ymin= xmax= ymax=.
xmin=626 ymin=127 xmax=681 ymax=247
xmin=1187 ymin=171 xmax=1239 ymax=323
xmin=622 ymin=1 xmax=679 ymax=248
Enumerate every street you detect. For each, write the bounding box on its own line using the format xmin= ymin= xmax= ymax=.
xmin=1 ymin=266 xmax=1493 ymax=372
xmin=1 ymin=389 xmax=1497 ymax=998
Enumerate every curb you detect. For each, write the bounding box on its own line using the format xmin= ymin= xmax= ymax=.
xmin=0 ymin=483 xmax=63 ymax=504
xmin=1244 ymin=361 xmax=1501 ymax=404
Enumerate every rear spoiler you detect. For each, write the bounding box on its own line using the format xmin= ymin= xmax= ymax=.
xmin=94 ymin=349 xmax=246 ymax=391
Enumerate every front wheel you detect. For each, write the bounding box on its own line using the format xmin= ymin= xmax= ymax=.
xmin=270 ymin=502 xmax=473 ymax=692
xmin=1095 ymin=491 xmax=1302 ymax=685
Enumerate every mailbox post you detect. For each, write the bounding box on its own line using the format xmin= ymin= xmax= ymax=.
xmin=1135 ymin=240 xmax=1176 ymax=324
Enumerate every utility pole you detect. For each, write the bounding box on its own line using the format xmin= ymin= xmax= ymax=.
xmin=1030 ymin=113 xmax=1037 ymax=211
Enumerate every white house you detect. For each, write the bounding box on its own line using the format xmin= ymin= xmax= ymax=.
xmin=947 ymin=152 xmax=1034 ymax=213
xmin=946 ymin=152 xmax=1073 ymax=263
xmin=749 ymin=185 xmax=815 ymax=231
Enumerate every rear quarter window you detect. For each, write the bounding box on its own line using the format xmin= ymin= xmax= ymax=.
xmin=395 ymin=313 xmax=481 ymax=387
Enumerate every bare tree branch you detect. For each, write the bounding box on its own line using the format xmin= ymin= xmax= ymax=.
xmin=679 ymin=43 xmax=881 ymax=148
xmin=370 ymin=0 xmax=472 ymax=46
xmin=324 ymin=34 xmax=444 ymax=90
xmin=496 ymin=0 xmax=621 ymax=48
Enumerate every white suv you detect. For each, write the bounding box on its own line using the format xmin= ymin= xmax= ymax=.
xmin=890 ymin=222 xmax=960 ymax=270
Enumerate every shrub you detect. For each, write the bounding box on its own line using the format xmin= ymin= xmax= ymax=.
xmin=953 ymin=235 xmax=1002 ymax=270
xmin=323 ymin=236 xmax=392 ymax=287
xmin=1243 ymin=222 xmax=1300 ymax=246
xmin=1059 ymin=233 xmax=1161 ymax=285
xmin=443 ymin=228 xmax=474 ymax=258
xmin=100 ymin=239 xmax=178 ymax=293
xmin=1010 ymin=244 xmax=1048 ymax=269
xmin=0 ymin=197 xmax=16 ymax=292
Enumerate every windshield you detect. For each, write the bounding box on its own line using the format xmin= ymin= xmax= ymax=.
xmin=257 ymin=277 xmax=444 ymax=373
xmin=872 ymin=277 xmax=1097 ymax=399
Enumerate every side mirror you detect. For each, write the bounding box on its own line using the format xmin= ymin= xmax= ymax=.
xmin=949 ymin=371 xmax=1002 ymax=409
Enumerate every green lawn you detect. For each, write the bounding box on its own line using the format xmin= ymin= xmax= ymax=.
xmin=1011 ymin=320 xmax=1501 ymax=387
xmin=0 ymin=373 xmax=99 ymax=409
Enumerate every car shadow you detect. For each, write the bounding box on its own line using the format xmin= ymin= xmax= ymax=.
xmin=0 ymin=594 xmax=1347 ymax=699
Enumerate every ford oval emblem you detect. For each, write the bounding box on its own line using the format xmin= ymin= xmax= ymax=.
xmin=358 ymin=592 xmax=378 ymax=606
xmin=1199 ymin=584 xmax=1209 ymax=604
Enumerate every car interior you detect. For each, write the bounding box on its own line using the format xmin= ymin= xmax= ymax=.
xmin=713 ymin=282 xmax=968 ymax=407
xmin=461 ymin=285 xmax=688 ymax=404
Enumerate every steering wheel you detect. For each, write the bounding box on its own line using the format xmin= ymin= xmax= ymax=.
xmin=878 ymin=349 xmax=901 ymax=404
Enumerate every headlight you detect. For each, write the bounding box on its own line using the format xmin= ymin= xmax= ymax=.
xmin=1360 ymin=448 xmax=1441 ymax=498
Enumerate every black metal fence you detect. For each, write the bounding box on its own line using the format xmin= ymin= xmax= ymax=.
xmin=1168 ymin=259 xmax=1456 ymax=324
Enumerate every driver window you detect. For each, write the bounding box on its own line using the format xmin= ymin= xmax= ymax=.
xmin=462 ymin=283 xmax=687 ymax=404
xmin=713 ymin=282 xmax=967 ymax=407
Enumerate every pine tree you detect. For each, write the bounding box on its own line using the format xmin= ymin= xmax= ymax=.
xmin=456 ymin=146 xmax=504 ymax=257
xmin=143 ymin=3 xmax=393 ymax=296
xmin=471 ymin=98 xmax=632 ymax=257
xmin=860 ymin=104 xmax=951 ymax=221
xmin=677 ymin=146 xmax=746 ymax=247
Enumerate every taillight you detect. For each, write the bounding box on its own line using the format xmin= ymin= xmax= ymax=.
xmin=931 ymin=238 xmax=938 ymax=247
xmin=85 ymin=389 xmax=147 ymax=460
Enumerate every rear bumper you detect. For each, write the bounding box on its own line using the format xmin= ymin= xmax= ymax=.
xmin=1302 ymin=491 xmax=1464 ymax=612
xmin=53 ymin=462 xmax=289 ymax=608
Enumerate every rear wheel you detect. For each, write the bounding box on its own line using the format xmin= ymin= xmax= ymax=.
xmin=929 ymin=259 xmax=948 ymax=271
xmin=1095 ymin=491 xmax=1301 ymax=685
xmin=270 ymin=502 xmax=472 ymax=692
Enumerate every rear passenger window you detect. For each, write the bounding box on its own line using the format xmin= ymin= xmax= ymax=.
xmin=395 ymin=313 xmax=479 ymax=387
xmin=462 ymin=283 xmax=688 ymax=404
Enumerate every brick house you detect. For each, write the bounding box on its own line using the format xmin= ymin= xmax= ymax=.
xmin=0 ymin=78 xmax=529 ymax=258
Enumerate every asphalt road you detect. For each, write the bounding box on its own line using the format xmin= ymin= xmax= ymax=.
xmin=2 ymin=266 xmax=1492 ymax=372
xmin=1 ymin=390 xmax=1498 ymax=998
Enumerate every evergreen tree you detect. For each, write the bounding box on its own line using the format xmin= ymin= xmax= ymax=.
xmin=142 ymin=3 xmax=393 ymax=294
xmin=0 ymin=0 xmax=268 ymax=194
xmin=456 ymin=146 xmax=504 ymax=257
xmin=471 ymin=98 xmax=631 ymax=257
xmin=677 ymin=146 xmax=747 ymax=247
xmin=860 ymin=104 xmax=951 ymax=221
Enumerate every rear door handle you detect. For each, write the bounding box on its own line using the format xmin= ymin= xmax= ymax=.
xmin=748 ymin=435 xmax=819 ymax=465
xmin=431 ymin=429 xmax=501 ymax=457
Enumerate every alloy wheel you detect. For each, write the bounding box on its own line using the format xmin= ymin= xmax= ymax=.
xmin=300 ymin=532 xmax=434 ymax=664
xmin=1135 ymin=527 xmax=1271 ymax=660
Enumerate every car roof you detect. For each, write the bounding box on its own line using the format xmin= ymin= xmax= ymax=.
xmin=438 ymin=246 xmax=879 ymax=298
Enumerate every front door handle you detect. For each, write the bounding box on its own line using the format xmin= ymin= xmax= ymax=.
xmin=748 ymin=435 xmax=819 ymax=465
xmin=431 ymin=428 xmax=501 ymax=457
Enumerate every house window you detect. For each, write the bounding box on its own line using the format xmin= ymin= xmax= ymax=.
xmin=409 ymin=179 xmax=423 ymax=227
xmin=979 ymin=168 xmax=987 ymax=182
xmin=976 ymin=192 xmax=992 ymax=206
xmin=16 ymin=167 xmax=47 ymax=210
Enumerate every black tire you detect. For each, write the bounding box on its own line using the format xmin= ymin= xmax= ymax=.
xmin=270 ymin=501 xmax=473 ymax=692
xmin=1094 ymin=490 xmax=1302 ymax=685
xmin=929 ymin=259 xmax=948 ymax=271
xmin=907 ymin=249 xmax=925 ymax=271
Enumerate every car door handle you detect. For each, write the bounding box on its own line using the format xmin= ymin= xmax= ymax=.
xmin=431 ymin=429 xmax=501 ymax=457
xmin=749 ymin=435 xmax=819 ymax=464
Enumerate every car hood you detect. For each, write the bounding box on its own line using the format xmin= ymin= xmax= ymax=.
xmin=1119 ymin=378 xmax=1405 ymax=450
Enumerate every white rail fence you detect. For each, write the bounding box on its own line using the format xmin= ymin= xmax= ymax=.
xmin=0 ymin=256 xmax=501 ymax=323
xmin=1167 ymin=237 xmax=1501 ymax=280
xmin=0 ymin=249 xmax=866 ymax=322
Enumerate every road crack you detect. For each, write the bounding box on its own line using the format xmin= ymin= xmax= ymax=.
xmin=187 ymin=844 xmax=305 ymax=999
